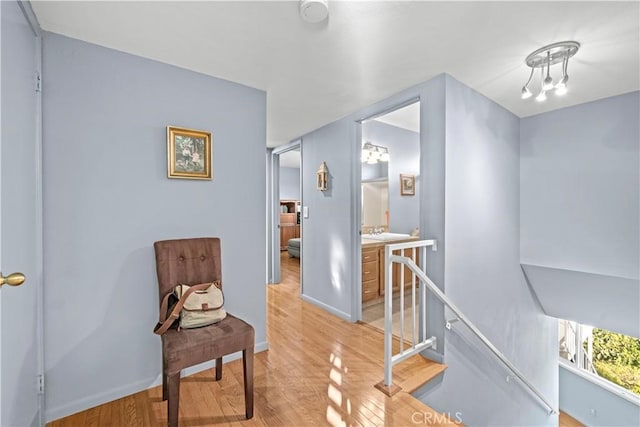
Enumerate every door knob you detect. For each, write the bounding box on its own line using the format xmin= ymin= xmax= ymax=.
xmin=0 ymin=272 xmax=26 ymax=287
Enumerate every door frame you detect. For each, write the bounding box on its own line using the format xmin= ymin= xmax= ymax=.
xmin=352 ymin=97 xmax=421 ymax=322
xmin=267 ymin=139 xmax=302 ymax=287
xmin=0 ymin=0 xmax=45 ymax=423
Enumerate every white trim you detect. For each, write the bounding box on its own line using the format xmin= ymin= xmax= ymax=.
xmin=559 ymin=359 xmax=640 ymax=407
xmin=267 ymin=149 xmax=280 ymax=284
xmin=352 ymin=121 xmax=362 ymax=322
xmin=46 ymin=340 xmax=269 ymax=423
xmin=34 ymin=32 xmax=45 ymax=427
xmin=300 ymin=294 xmax=353 ymax=322
xmin=0 ymin=0 xmax=4 ymax=417
xmin=17 ymin=0 xmax=41 ymax=37
xmin=268 ymin=139 xmax=302 ymax=285
xmin=353 ymin=97 xmax=422 ymax=325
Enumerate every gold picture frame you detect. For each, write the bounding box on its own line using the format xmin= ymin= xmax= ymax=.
xmin=400 ymin=174 xmax=415 ymax=196
xmin=167 ymin=126 xmax=212 ymax=180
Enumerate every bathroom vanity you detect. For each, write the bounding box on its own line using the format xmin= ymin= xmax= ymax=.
xmin=361 ymin=234 xmax=420 ymax=303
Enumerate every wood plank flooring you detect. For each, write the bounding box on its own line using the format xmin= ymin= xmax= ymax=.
xmin=559 ymin=411 xmax=584 ymax=427
xmin=48 ymin=252 xmax=456 ymax=426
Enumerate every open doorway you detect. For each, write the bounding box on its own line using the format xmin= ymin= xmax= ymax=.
xmin=278 ymin=149 xmax=302 ymax=284
xmin=268 ymin=141 xmax=302 ymax=287
xmin=358 ymin=101 xmax=421 ymax=337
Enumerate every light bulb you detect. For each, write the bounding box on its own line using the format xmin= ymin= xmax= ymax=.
xmin=555 ymin=86 xmax=567 ymax=96
xmin=521 ymin=86 xmax=532 ymax=99
xmin=380 ymin=152 xmax=389 ymax=162
xmin=536 ymin=91 xmax=547 ymax=102
xmin=367 ymin=157 xmax=377 ymax=165
xmin=361 ymin=151 xmax=369 ymax=162
xmin=371 ymin=150 xmax=381 ymax=160
xmin=555 ymin=74 xmax=568 ymax=89
xmin=541 ymin=50 xmax=554 ymax=91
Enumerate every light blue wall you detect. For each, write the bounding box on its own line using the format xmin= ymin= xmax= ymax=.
xmin=361 ymin=161 xmax=387 ymax=181
xmin=521 ymin=92 xmax=639 ymax=280
xmin=42 ymin=33 xmax=267 ymax=421
xmin=279 ymin=166 xmax=300 ymax=201
xmin=523 ymin=265 xmax=639 ymax=338
xmin=362 ymin=121 xmax=420 ymax=234
xmin=420 ymin=76 xmax=447 ymax=358
xmin=1 ymin=1 xmax=40 ymax=425
xmin=299 ymin=77 xmax=446 ymax=323
xmin=416 ymin=75 xmax=558 ymax=426
xmin=560 ymin=365 xmax=640 ymax=426
xmin=300 ymin=119 xmax=356 ymax=320
xmin=298 ymin=74 xmax=554 ymax=425
xmin=520 ymin=92 xmax=640 ymax=425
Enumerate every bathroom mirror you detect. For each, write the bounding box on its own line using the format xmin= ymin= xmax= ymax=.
xmin=362 ymin=180 xmax=388 ymax=230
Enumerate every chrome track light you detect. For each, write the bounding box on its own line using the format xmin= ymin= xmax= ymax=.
xmin=521 ymin=41 xmax=579 ymax=102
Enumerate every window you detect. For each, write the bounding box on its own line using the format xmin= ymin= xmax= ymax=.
xmin=559 ymin=320 xmax=640 ymax=396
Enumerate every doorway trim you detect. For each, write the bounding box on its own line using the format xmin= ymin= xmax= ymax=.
xmin=1 ymin=0 xmax=45 ymax=424
xmin=268 ymin=139 xmax=302 ymax=286
xmin=352 ymin=97 xmax=421 ymax=322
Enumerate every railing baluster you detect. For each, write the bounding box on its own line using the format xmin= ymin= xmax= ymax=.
xmin=399 ymin=249 xmax=405 ymax=352
xmin=383 ymin=244 xmax=393 ymax=387
xmin=421 ymin=245 xmax=427 ymax=342
xmin=383 ymin=240 xmax=436 ymax=388
xmin=380 ymin=239 xmax=555 ymax=415
xmin=411 ymin=247 xmax=416 ymax=347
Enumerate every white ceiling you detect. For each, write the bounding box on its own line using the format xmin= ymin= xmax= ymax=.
xmin=31 ymin=1 xmax=639 ymax=148
xmin=373 ymin=102 xmax=420 ymax=133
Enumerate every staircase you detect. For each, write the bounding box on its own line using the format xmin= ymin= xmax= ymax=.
xmin=393 ymin=354 xmax=447 ymax=394
xmin=372 ymin=239 xmax=557 ymax=424
xmin=376 ymin=352 xmax=462 ymax=426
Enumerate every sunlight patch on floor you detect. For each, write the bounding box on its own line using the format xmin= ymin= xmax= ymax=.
xmin=327 ymin=352 xmax=352 ymax=426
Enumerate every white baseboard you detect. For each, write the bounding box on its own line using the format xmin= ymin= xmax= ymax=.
xmin=300 ymin=293 xmax=353 ymax=321
xmin=45 ymin=340 xmax=269 ymax=423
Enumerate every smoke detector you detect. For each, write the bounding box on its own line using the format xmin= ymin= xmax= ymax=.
xmin=300 ymin=0 xmax=329 ymax=23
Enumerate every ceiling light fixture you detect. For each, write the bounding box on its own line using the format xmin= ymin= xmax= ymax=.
xmin=300 ymin=0 xmax=329 ymax=23
xmin=521 ymin=41 xmax=580 ymax=102
xmin=361 ymin=142 xmax=389 ymax=164
xmin=555 ymin=56 xmax=570 ymax=96
xmin=521 ymin=67 xmax=534 ymax=99
xmin=536 ymin=67 xmax=547 ymax=102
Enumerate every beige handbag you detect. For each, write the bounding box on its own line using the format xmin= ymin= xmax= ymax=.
xmin=154 ymin=281 xmax=226 ymax=335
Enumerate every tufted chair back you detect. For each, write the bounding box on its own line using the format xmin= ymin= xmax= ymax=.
xmin=154 ymin=237 xmax=222 ymax=305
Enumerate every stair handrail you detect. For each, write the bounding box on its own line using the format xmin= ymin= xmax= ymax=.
xmin=388 ymin=251 xmax=557 ymax=415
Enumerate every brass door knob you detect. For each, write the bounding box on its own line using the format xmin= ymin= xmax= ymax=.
xmin=0 ymin=272 xmax=26 ymax=287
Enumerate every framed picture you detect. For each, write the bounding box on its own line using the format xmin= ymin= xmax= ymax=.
xmin=400 ymin=174 xmax=415 ymax=196
xmin=167 ymin=126 xmax=212 ymax=180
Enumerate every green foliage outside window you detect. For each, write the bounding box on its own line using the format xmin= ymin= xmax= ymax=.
xmin=588 ymin=328 xmax=640 ymax=395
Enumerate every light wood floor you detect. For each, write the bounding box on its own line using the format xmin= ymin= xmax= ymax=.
xmin=559 ymin=411 xmax=584 ymax=427
xmin=50 ymin=252 xmax=571 ymax=427
xmin=48 ymin=252 xmax=457 ymax=426
xmin=361 ymin=291 xmax=418 ymax=340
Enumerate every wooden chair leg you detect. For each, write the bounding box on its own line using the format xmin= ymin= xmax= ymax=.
xmin=167 ymin=373 xmax=180 ymax=427
xmin=215 ymin=357 xmax=223 ymax=381
xmin=243 ymin=346 xmax=254 ymax=419
xmin=162 ymin=357 xmax=168 ymax=401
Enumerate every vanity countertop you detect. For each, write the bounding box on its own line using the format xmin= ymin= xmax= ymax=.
xmin=361 ymin=235 xmax=419 ymax=249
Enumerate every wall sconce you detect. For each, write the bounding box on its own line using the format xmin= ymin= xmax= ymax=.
xmin=316 ymin=161 xmax=328 ymax=191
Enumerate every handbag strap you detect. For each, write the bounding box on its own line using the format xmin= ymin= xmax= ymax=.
xmin=154 ymin=282 xmax=213 ymax=335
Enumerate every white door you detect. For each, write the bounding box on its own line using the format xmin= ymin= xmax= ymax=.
xmin=1 ymin=0 xmax=43 ymax=425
